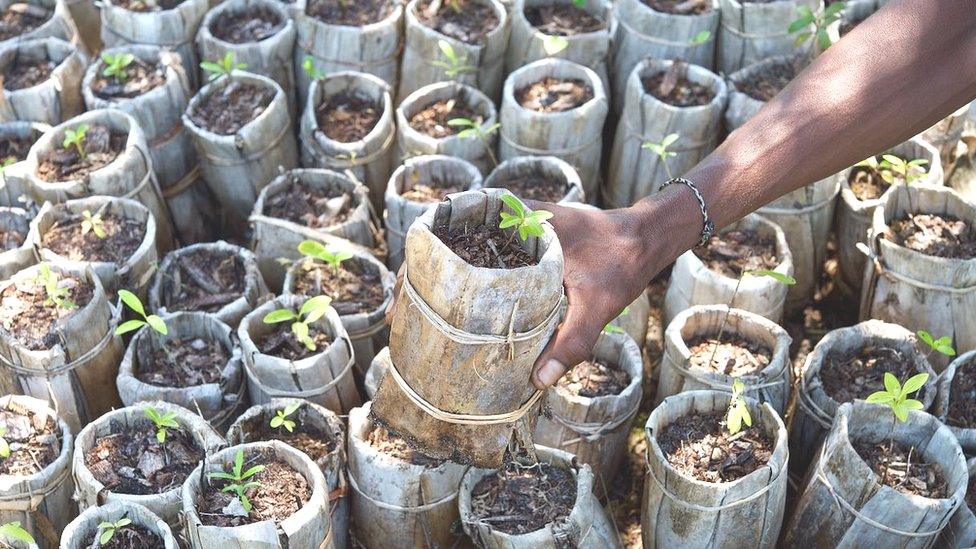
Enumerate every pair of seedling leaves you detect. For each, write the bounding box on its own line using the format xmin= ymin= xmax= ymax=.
xmin=789 ymin=1 xmax=846 ymax=52
xmin=863 ymin=330 xmax=955 ymax=422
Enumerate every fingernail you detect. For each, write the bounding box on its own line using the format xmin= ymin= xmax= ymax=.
xmin=533 ymin=359 xmax=565 ymax=389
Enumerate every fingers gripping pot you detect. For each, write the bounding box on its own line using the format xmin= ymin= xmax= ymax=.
xmin=371 ymin=188 xmax=564 ymax=467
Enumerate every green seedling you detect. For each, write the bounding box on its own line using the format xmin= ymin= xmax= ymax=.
xmin=642 ymin=133 xmax=679 ymax=179
xmin=115 ymin=289 xmax=168 ymax=336
xmin=602 ymin=306 xmax=631 ymax=335
xmin=144 ymin=406 xmax=179 ymax=443
xmin=917 ymin=330 xmax=956 ymax=358
xmin=866 ymin=371 xmax=928 ymax=422
xmin=208 ymin=449 xmax=264 ymax=513
xmin=62 ymin=124 xmax=89 ymax=159
xmin=297 ymin=240 xmax=353 ymax=275
xmin=878 ymin=154 xmax=929 ymax=186
xmin=0 ymin=427 xmax=9 ymax=459
xmin=97 ymin=517 xmax=131 ymax=546
xmin=725 ymin=378 xmax=752 ymax=435
xmin=36 ymin=263 xmax=76 ymax=310
xmin=101 ymin=52 xmax=135 ymax=83
xmin=81 ymin=209 xmax=106 ymax=239
xmin=301 ymin=55 xmax=325 ymax=81
xmin=262 ymin=295 xmax=333 ymax=352
xmin=573 ymin=0 xmax=585 ymax=6
xmin=499 ymin=193 xmax=553 ymax=242
xmin=270 ymin=402 xmax=301 ymax=433
xmin=0 ymin=522 xmax=34 ymax=546
xmin=432 ymin=40 xmax=476 ymax=80
xmin=789 ymin=2 xmax=845 ymax=54
xmin=447 ymin=117 xmax=499 ymax=167
xmin=200 ymin=52 xmax=247 ymax=82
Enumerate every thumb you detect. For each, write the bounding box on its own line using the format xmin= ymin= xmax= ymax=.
xmin=531 ymin=301 xmax=604 ymax=390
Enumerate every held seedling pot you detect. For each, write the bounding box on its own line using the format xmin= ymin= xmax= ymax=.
xmin=458 ymin=445 xmax=621 ymax=548
xmin=0 ymin=121 xmax=49 ymax=207
xmin=384 ymin=154 xmax=483 ymax=270
xmin=790 ymin=320 xmax=937 ymax=481
xmin=663 ymin=213 xmax=794 ymax=326
xmin=476 ymin=155 xmax=585 ymax=204
xmin=782 ymin=401 xmax=967 ymax=547
xmin=398 ymin=0 xmax=509 ymax=101
xmin=347 ymin=403 xmax=467 ymax=549
xmin=370 ymin=188 xmax=564 ymax=467
xmin=72 ymin=401 xmax=224 ymax=526
xmin=181 ymin=441 xmax=332 ymax=548
xmin=148 ymin=241 xmax=270 ymax=329
xmin=499 ymin=58 xmax=608 ymax=200
xmin=0 ymin=395 xmax=74 ymax=549
xmin=533 ymin=332 xmax=643 ymax=501
xmin=0 ymin=207 xmax=36 ymax=281
xmin=0 ymin=37 xmax=85 ymax=125
xmin=937 ymin=457 xmax=976 ymax=548
xmin=0 ymin=264 xmax=123 ymax=432
xmin=298 ymin=71 xmax=396 ymax=215
xmin=0 ymin=0 xmax=76 ymax=48
xmin=395 ymin=82 xmax=499 ymax=176
xmin=656 ymin=305 xmax=792 ymax=414
xmin=933 ymin=350 xmax=976 ymax=455
xmin=604 ymin=58 xmax=727 ymax=208
xmin=250 ymin=168 xmax=376 ymax=290
xmin=81 ymin=45 xmax=216 ymax=244
xmin=225 ymin=398 xmax=349 ymax=549
xmin=116 ymin=312 xmax=245 ymax=431
xmin=183 ymin=71 xmax=298 ymax=238
xmin=641 ymin=390 xmax=788 ymax=548
xmin=294 ymin=0 xmax=403 ymax=109
xmin=24 ymin=109 xmax=176 ymax=252
xmin=237 ymin=295 xmax=360 ymax=414
xmin=715 ymin=0 xmax=821 ymax=75
xmin=28 ymin=196 xmax=159 ymax=298
xmin=860 ymin=185 xmax=976 ymax=372
xmin=60 ymin=501 xmax=177 ymax=548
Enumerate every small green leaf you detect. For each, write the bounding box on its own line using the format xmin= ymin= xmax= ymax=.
xmin=499 ymin=193 xmax=526 ymax=218
xmin=865 ymin=391 xmax=895 ymax=405
xmin=901 ymin=372 xmax=929 ymax=397
xmin=117 ymin=289 xmax=145 ymax=316
xmin=297 ymin=240 xmax=326 ymax=258
xmin=114 ymin=319 xmax=146 ymax=336
xmin=883 ymin=372 xmax=901 ymax=395
xmin=146 ymin=315 xmax=167 ymax=335
xmin=0 ymin=522 xmax=34 ymax=544
xmin=689 ymin=30 xmax=711 ymax=45
xmin=299 ymin=295 xmax=333 ymax=324
xmin=100 ymin=528 xmax=113 ymax=545
xmin=263 ymin=309 xmax=297 ymax=324
xmin=745 ymin=269 xmax=797 ymax=286
xmin=542 ymin=35 xmax=569 ymax=56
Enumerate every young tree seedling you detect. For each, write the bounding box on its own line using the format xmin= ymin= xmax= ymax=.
xmin=916 ymin=329 xmax=956 ymax=359
xmin=35 ymin=263 xmax=76 ymax=310
xmin=270 ymin=402 xmax=301 ymax=433
xmin=499 ymin=193 xmax=553 ymax=242
xmin=200 ymin=52 xmax=247 ymax=83
xmin=96 ymin=517 xmax=131 ymax=546
xmin=81 ymin=209 xmax=106 ymax=239
xmin=208 ymin=449 xmax=264 ymax=513
xmin=62 ymin=124 xmax=89 ymax=159
xmin=301 ymin=55 xmax=325 ymax=81
xmin=642 ymin=133 xmax=679 ymax=180
xmin=101 ymin=52 xmax=135 ymax=83
xmin=297 ymin=240 xmax=353 ymax=276
xmin=880 ymin=153 xmax=928 ymax=214
xmin=262 ymin=295 xmax=334 ymax=352
xmin=432 ymin=40 xmax=476 ymax=80
xmin=115 ymin=289 xmax=168 ymax=336
xmin=789 ymin=2 xmax=845 ymax=55
xmin=0 ymin=427 xmax=9 ymax=459
xmin=725 ymin=378 xmax=752 ymax=435
xmin=865 ymin=370 xmax=928 ymax=485
xmin=0 ymin=522 xmax=34 ymax=547
xmin=447 ymin=117 xmax=499 ymax=168
xmin=144 ymin=406 xmax=179 ymax=444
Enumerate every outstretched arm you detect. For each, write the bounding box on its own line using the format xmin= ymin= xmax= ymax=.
xmin=531 ymin=0 xmax=976 ymax=388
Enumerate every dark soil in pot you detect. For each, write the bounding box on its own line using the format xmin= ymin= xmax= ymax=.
xmin=400 ymin=178 xmax=463 ymax=203
xmin=136 ymin=336 xmax=229 ymax=387
xmin=163 ymin=249 xmax=246 ymax=313
xmin=415 ymin=0 xmax=499 ymax=44
xmin=264 ymin=181 xmax=354 ymax=228
xmin=291 ymin=261 xmax=385 ymax=315
xmin=432 ymin=224 xmax=538 ymax=269
xmin=848 ymin=153 xmax=927 ymax=201
xmin=820 ymin=346 xmax=920 ymax=403
xmin=408 ymin=99 xmax=482 ymax=139
xmin=686 ymin=335 xmax=772 ymax=376
xmin=0 ymin=407 xmax=60 ymax=475
xmin=738 ymin=58 xmax=805 ymax=103
xmin=0 ymin=273 xmax=94 ymax=349
xmin=469 ymin=462 xmax=576 ymax=535
xmin=948 ymin=359 xmax=976 ymax=428
xmin=199 ymin=450 xmax=311 ymax=527
xmin=642 ymin=0 xmax=712 ymax=15
xmin=255 ymin=323 xmax=331 ymax=360
xmin=189 ymin=80 xmax=275 ymax=136
xmin=244 ymin=422 xmax=336 ymax=462
xmin=315 ymin=94 xmax=381 ymax=143
xmin=643 ymin=69 xmax=715 ymax=108
xmin=91 ymin=59 xmax=166 ymax=100
xmin=854 ymin=439 xmax=948 ymax=498
xmin=516 ymin=77 xmax=593 ymax=113
xmin=113 ymin=0 xmax=185 ymax=13
xmin=885 ymin=214 xmax=976 ymax=259
xmin=488 ymin=175 xmax=565 ymax=202
xmin=366 ymin=423 xmax=442 ymax=466
xmin=85 ymin=419 xmax=204 ymax=494
xmin=307 ymin=0 xmax=394 ymax=26
xmin=658 ymin=411 xmax=773 ymax=483
xmin=0 ymin=226 xmax=24 ymax=250
xmin=41 ymin=212 xmax=146 ymax=264
xmin=36 ymin=125 xmax=127 ymax=181
xmin=525 ymin=4 xmax=605 ymax=36
xmin=86 ymin=523 xmax=164 ymax=549
xmin=555 ymin=359 xmax=629 ymax=397
xmin=693 ymin=229 xmax=779 ymax=278
xmin=3 ymin=59 xmax=54 ymax=91
xmin=0 ymin=3 xmax=53 ymax=41
xmin=211 ymin=6 xmax=283 ymax=43
xmin=0 ymin=133 xmax=35 ymax=165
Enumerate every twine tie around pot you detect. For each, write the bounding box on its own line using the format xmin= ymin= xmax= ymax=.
xmin=813 ymin=444 xmax=960 ymax=538
xmin=319 ymin=130 xmax=396 ymax=170
xmin=616 ymin=18 xmax=717 ymax=47
xmin=161 ymin=166 xmax=202 ymax=199
xmin=0 ymin=464 xmax=70 ymax=511
xmin=95 ymin=15 xmax=195 ymax=49
xmin=796 ymin=374 xmax=835 ymax=429
xmin=244 ymin=333 xmax=356 ymax=399
xmin=662 ymin=354 xmax=788 ymax=393
xmin=299 ymin=39 xmax=404 ymax=70
xmin=348 ymin=471 xmax=459 ymax=549
xmin=857 ymin=240 xmax=976 ymax=294
xmin=201 ymin=121 xmax=292 ymax=167
xmin=499 ymin=126 xmax=604 ymax=156
xmin=720 ymin=22 xmax=791 ymax=39
xmin=549 ymin=396 xmax=641 ymax=446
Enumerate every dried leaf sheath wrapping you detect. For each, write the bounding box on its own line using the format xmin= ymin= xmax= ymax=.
xmin=60 ymin=501 xmax=178 ymax=549
xmin=371 ymin=188 xmax=564 ymax=467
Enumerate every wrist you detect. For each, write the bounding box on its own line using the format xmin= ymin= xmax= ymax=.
xmin=626 ymin=186 xmax=704 ymax=272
